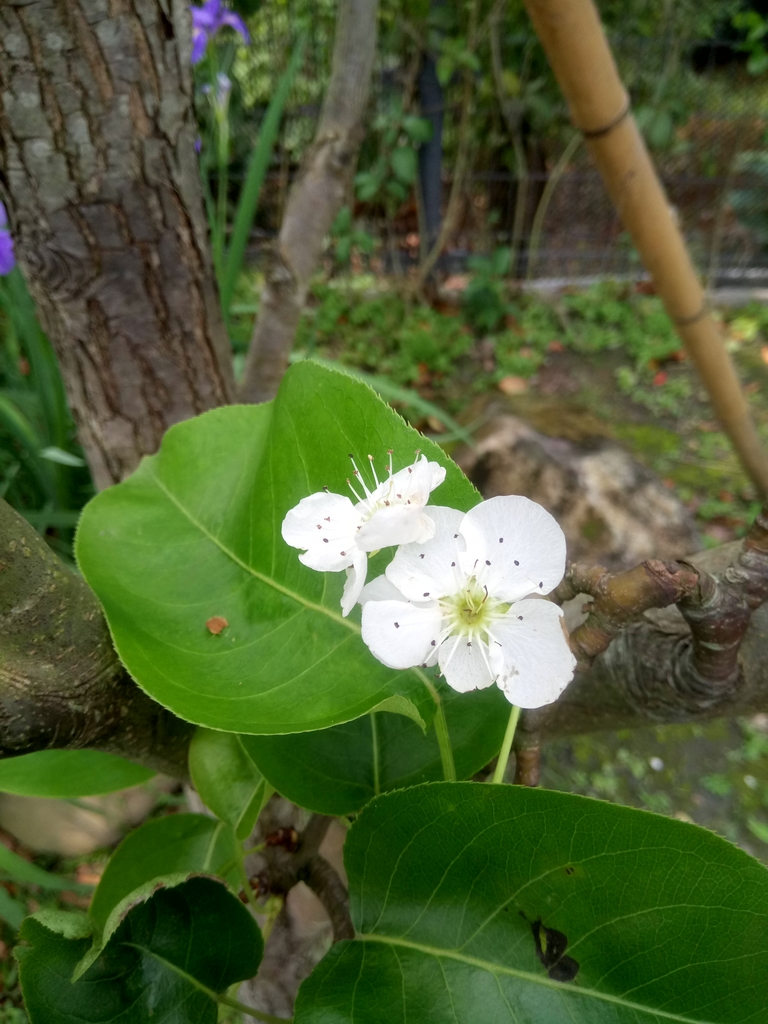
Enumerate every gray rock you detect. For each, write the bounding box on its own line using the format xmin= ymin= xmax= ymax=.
xmin=456 ymin=413 xmax=700 ymax=571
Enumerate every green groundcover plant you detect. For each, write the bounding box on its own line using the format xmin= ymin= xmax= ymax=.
xmin=10 ymin=361 xmax=768 ymax=1023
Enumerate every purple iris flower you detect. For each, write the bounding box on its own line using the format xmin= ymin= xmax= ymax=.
xmin=0 ymin=202 xmax=15 ymax=276
xmin=190 ymin=0 xmax=250 ymax=64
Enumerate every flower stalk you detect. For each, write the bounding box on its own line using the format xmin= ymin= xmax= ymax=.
xmin=491 ymin=704 xmax=521 ymax=784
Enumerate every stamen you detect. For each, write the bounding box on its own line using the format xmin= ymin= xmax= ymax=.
xmin=347 ymin=477 xmax=364 ymax=503
xmin=477 ymin=638 xmax=494 ymax=677
xmin=348 ymin=455 xmax=372 ymax=498
xmin=367 ymin=454 xmax=380 ymax=488
xmin=440 ymin=634 xmax=463 ymax=672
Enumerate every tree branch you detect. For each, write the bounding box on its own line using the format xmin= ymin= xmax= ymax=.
xmin=0 ymin=498 xmax=192 ymax=776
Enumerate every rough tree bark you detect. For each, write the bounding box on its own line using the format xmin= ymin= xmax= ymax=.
xmin=0 ymin=0 xmax=235 ymax=489
xmin=239 ymin=0 xmax=379 ymax=404
xmin=0 ymin=499 xmax=192 ymax=775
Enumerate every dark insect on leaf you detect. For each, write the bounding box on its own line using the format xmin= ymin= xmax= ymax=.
xmin=547 ymin=955 xmax=580 ymax=983
xmin=521 ymin=912 xmax=580 ymax=983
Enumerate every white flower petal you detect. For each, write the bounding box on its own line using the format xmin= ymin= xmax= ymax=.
xmin=282 ymin=491 xmax=360 ymax=572
xmin=459 ymin=495 xmax=566 ymax=602
xmin=385 ymin=506 xmax=466 ymax=601
xmin=492 ymin=599 xmax=576 ymax=708
xmin=359 ymin=573 xmax=407 ymax=606
xmin=437 ymin=635 xmax=498 ymax=693
xmin=361 ymin=599 xmax=442 ymax=669
xmin=373 ymin=455 xmax=445 ymax=509
xmin=356 ymin=504 xmax=435 ymax=552
xmin=341 ymin=549 xmax=368 ymax=616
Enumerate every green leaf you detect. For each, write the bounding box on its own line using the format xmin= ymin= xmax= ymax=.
xmin=292 ymin=355 xmax=475 ymax=446
xmin=0 ymin=887 xmax=27 ymax=932
xmin=243 ymin=683 xmax=509 ymax=815
xmin=391 ymin=146 xmax=418 ymax=185
xmin=295 ymin=782 xmax=768 ymax=1023
xmin=18 ymin=877 xmax=262 ymax=1024
xmin=0 ymin=843 xmax=87 ymax=893
xmin=38 ymin=445 xmax=86 ymax=467
xmin=402 ymin=116 xmax=433 ymax=144
xmin=88 ymin=813 xmax=238 ymax=936
xmin=747 ymin=816 xmax=768 ymax=844
xmin=355 ymin=171 xmax=382 ymax=202
xmin=77 ymin=362 xmax=478 ymax=735
xmin=189 ymin=728 xmax=269 ymax=839
xmin=0 ymin=750 xmax=154 ymax=797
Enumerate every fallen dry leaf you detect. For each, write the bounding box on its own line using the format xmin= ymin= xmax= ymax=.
xmin=761 ymin=345 xmax=768 ymax=365
xmin=497 ymin=375 xmax=528 ymax=395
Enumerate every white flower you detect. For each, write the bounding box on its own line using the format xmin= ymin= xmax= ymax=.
xmin=281 ymin=452 xmax=446 ymax=616
xmin=359 ymin=496 xmax=576 ymax=708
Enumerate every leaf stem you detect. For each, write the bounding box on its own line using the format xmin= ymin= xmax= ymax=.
xmin=433 ymin=700 xmax=457 ymax=782
xmin=491 ymin=705 xmax=521 ymax=784
xmin=235 ymin=841 xmax=262 ymax=920
xmin=218 ymin=991 xmax=292 ymax=1023
xmin=370 ymin=711 xmax=381 ymax=796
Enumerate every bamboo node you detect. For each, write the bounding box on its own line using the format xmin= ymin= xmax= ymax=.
xmin=580 ymin=97 xmax=631 ymax=139
xmin=674 ymin=301 xmax=708 ymax=327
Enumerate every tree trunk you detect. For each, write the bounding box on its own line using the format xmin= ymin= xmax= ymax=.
xmin=239 ymin=0 xmax=379 ymax=404
xmin=417 ymin=0 xmax=445 ymax=262
xmin=0 ymin=0 xmax=234 ymax=490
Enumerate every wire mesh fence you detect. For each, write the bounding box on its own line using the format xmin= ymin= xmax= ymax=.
xmin=227 ymin=15 xmax=768 ymax=285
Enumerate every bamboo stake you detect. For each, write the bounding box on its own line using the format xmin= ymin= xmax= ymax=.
xmin=523 ymin=0 xmax=768 ymax=495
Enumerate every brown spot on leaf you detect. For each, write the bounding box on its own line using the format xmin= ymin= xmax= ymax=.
xmin=206 ymin=616 xmax=228 ymax=635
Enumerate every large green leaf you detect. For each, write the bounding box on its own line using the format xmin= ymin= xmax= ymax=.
xmin=243 ymin=682 xmax=509 ymax=815
xmin=77 ymin=362 xmax=478 ymax=734
xmin=88 ymin=813 xmax=237 ymax=935
xmin=17 ymin=877 xmax=262 ymax=1024
xmin=189 ymin=727 xmax=270 ymax=839
xmin=0 ymin=750 xmax=153 ymax=797
xmin=295 ymin=782 xmax=768 ymax=1023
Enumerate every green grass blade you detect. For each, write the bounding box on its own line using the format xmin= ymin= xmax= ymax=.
xmin=2 ymin=271 xmax=69 ymax=449
xmin=0 ymin=394 xmax=55 ymax=499
xmin=220 ymin=34 xmax=307 ymax=314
